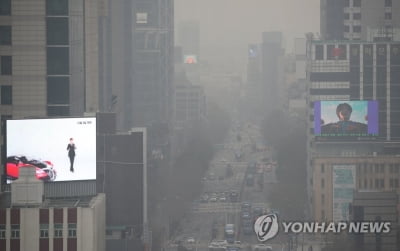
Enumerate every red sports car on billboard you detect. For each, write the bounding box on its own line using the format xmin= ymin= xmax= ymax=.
xmin=6 ymin=155 xmax=57 ymax=182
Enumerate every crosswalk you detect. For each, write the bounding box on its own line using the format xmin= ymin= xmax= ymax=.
xmin=192 ymin=202 xmax=270 ymax=214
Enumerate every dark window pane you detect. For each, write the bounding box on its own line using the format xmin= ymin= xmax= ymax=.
xmin=0 ymin=0 xmax=11 ymax=15
xmin=1 ymin=115 xmax=11 ymax=136
xmin=345 ymin=0 xmax=350 ymax=7
xmin=344 ymin=13 xmax=350 ymax=20
xmin=0 ymin=25 xmax=11 ymax=45
xmin=385 ymin=12 xmax=392 ymax=20
xmin=353 ymin=26 xmax=361 ymax=32
xmin=47 ymin=17 xmax=69 ymax=45
xmin=353 ymin=13 xmax=361 ymax=20
xmin=315 ymin=45 xmax=324 ymax=60
xmin=1 ymin=86 xmax=12 ymax=105
xmin=47 ymin=77 xmax=69 ymax=104
xmin=1 ymin=56 xmax=12 ymax=75
xmin=353 ymin=0 xmax=361 ymax=7
xmin=385 ymin=0 xmax=392 ymax=7
xmin=46 ymin=0 xmax=68 ymax=15
xmin=47 ymin=47 xmax=69 ymax=75
xmin=47 ymin=106 xmax=69 ymax=117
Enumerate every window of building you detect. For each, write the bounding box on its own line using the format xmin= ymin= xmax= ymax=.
xmin=47 ymin=105 xmax=69 ymax=117
xmin=321 ymin=210 xmax=325 ymax=220
xmin=0 ymin=25 xmax=11 ymax=45
xmin=68 ymin=223 xmax=77 ymax=238
xmin=394 ymin=164 xmax=400 ymax=173
xmin=370 ymin=179 xmax=373 ymax=188
xmin=353 ymin=26 xmax=362 ymax=33
xmin=385 ymin=0 xmax=392 ymax=7
xmin=353 ymin=0 xmax=361 ymax=7
xmin=11 ymin=225 xmax=19 ymax=239
xmin=47 ymin=77 xmax=69 ymax=104
xmin=385 ymin=12 xmax=392 ymax=20
xmin=353 ymin=13 xmax=361 ymax=20
xmin=374 ymin=165 xmax=379 ymax=173
xmin=321 ymin=164 xmax=325 ymax=173
xmin=390 ymin=179 xmax=393 ymax=188
xmin=321 ymin=178 xmax=325 ymax=188
xmin=47 ymin=17 xmax=69 ymax=45
xmin=54 ymin=224 xmax=63 ymax=237
xmin=46 ymin=0 xmax=68 ymax=15
xmin=40 ymin=224 xmax=49 ymax=238
xmin=1 ymin=55 xmax=12 ymax=75
xmin=345 ymin=0 xmax=350 ymax=7
xmin=389 ymin=164 xmax=394 ymax=173
xmin=344 ymin=13 xmax=350 ymax=20
xmin=0 ymin=224 xmax=5 ymax=239
xmin=364 ymin=178 xmax=367 ymax=188
xmin=321 ymin=194 xmax=325 ymax=204
xmin=380 ymin=179 xmax=385 ymax=188
xmin=380 ymin=164 xmax=385 ymax=173
xmin=47 ymin=47 xmax=69 ymax=75
xmin=1 ymin=86 xmax=12 ymax=105
xmin=375 ymin=179 xmax=379 ymax=188
xmin=394 ymin=179 xmax=399 ymax=188
xmin=0 ymin=0 xmax=11 ymax=15
xmin=315 ymin=45 xmax=324 ymax=60
xmin=1 ymin=115 xmax=11 ymax=136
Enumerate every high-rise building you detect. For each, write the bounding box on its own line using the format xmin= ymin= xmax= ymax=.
xmin=321 ymin=0 xmax=400 ymax=41
xmin=0 ymin=0 xmax=102 ymax=119
xmin=261 ymin=31 xmax=285 ymax=115
xmin=104 ymin=0 xmax=174 ymax=133
xmin=305 ymin=37 xmax=400 ymax=221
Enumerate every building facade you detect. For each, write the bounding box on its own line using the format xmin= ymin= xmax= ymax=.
xmin=306 ymin=38 xmax=400 ymax=221
xmin=321 ymin=0 xmax=400 ymax=41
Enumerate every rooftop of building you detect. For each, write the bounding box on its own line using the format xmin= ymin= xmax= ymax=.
xmin=0 ymin=192 xmax=102 ymax=209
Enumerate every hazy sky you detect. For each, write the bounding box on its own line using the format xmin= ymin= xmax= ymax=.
xmin=175 ymin=0 xmax=320 ymax=70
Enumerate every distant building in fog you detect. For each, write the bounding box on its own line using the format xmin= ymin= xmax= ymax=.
xmin=321 ymin=0 xmax=400 ymax=41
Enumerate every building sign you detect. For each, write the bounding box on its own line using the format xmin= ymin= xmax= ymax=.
xmin=332 ymin=165 xmax=356 ymax=222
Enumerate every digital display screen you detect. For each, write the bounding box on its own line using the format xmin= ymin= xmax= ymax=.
xmin=314 ymin=101 xmax=378 ymax=137
xmin=6 ymin=117 xmax=96 ymax=183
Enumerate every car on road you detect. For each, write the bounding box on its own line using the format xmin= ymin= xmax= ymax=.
xmin=241 ymin=202 xmax=252 ymax=212
xmin=209 ymin=196 xmax=218 ymax=202
xmin=219 ymin=194 xmax=227 ymax=202
xmin=186 ymin=236 xmax=195 ymax=244
xmin=241 ymin=211 xmax=251 ymax=220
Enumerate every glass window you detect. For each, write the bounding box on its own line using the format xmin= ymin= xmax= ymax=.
xmin=353 ymin=26 xmax=362 ymax=33
xmin=353 ymin=13 xmax=361 ymax=20
xmin=0 ymin=0 xmax=11 ymax=15
xmin=345 ymin=0 xmax=350 ymax=7
xmin=385 ymin=0 xmax=392 ymax=7
xmin=0 ymin=25 xmax=11 ymax=45
xmin=344 ymin=13 xmax=350 ymax=20
xmin=1 ymin=56 xmax=12 ymax=75
xmin=54 ymin=223 xmax=63 ymax=237
xmin=40 ymin=224 xmax=49 ymax=238
xmin=385 ymin=12 xmax=392 ymax=20
xmin=68 ymin=223 xmax=77 ymax=238
xmin=321 ymin=178 xmax=325 ymax=188
xmin=47 ymin=17 xmax=69 ymax=45
xmin=1 ymin=115 xmax=11 ymax=135
xmin=47 ymin=105 xmax=69 ymax=117
xmin=46 ymin=0 xmax=68 ymax=16
xmin=1 ymin=86 xmax=12 ymax=105
xmin=321 ymin=164 xmax=325 ymax=173
xmin=47 ymin=47 xmax=69 ymax=75
xmin=315 ymin=45 xmax=324 ymax=60
xmin=353 ymin=0 xmax=361 ymax=7
xmin=47 ymin=77 xmax=69 ymax=104
xmin=0 ymin=224 xmax=5 ymax=239
xmin=11 ymin=224 xmax=19 ymax=239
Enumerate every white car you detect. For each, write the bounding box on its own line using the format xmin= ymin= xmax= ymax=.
xmin=186 ymin=237 xmax=195 ymax=244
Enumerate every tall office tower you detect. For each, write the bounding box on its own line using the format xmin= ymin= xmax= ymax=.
xmin=0 ymin=0 xmax=101 ymax=120
xmin=177 ymin=20 xmax=200 ymax=57
xmin=306 ymin=37 xmax=400 ymax=222
xmin=321 ymin=0 xmax=400 ymax=41
xmin=261 ymin=31 xmax=284 ymax=115
xmin=106 ymin=0 xmax=174 ymax=132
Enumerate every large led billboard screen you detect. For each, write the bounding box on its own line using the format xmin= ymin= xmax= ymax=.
xmin=314 ymin=101 xmax=378 ymax=137
xmin=6 ymin=117 xmax=96 ymax=183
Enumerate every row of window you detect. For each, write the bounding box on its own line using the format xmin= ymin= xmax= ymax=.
xmin=359 ymin=178 xmax=399 ymax=189
xmin=320 ymin=163 xmax=400 ymax=174
xmin=0 ymin=224 xmax=76 ymax=239
xmin=0 ymin=0 xmax=69 ymax=16
xmin=344 ymin=0 xmax=392 ymax=7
